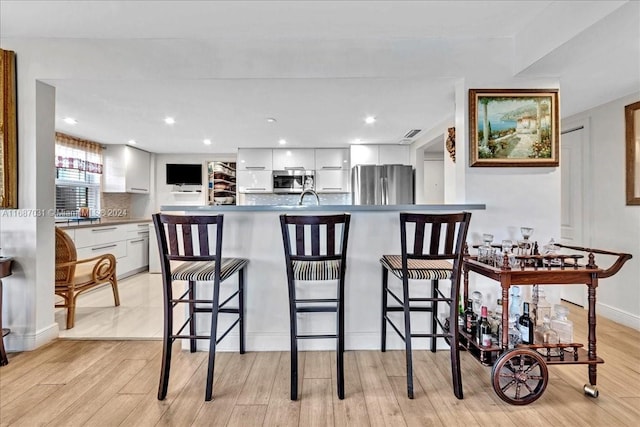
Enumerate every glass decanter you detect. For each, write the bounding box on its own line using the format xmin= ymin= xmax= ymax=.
xmin=551 ymin=304 xmax=574 ymax=344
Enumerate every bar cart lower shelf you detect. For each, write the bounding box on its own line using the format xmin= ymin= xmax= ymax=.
xmin=462 ymin=244 xmax=631 ymax=405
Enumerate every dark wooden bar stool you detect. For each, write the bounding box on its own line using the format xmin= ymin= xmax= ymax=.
xmin=279 ymin=213 xmax=351 ymax=400
xmin=380 ymin=212 xmax=471 ymax=399
xmin=152 ymin=213 xmax=248 ymax=401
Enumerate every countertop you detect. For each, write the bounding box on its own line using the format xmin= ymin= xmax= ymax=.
xmin=160 ymin=203 xmax=486 ymax=212
xmin=55 ymin=217 xmax=152 ymax=229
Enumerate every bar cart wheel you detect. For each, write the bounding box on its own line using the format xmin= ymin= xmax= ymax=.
xmin=583 ymin=384 xmax=599 ymax=398
xmin=491 ymin=348 xmax=549 ymax=405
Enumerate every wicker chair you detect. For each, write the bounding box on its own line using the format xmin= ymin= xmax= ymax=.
xmin=55 ymin=227 xmax=120 ymax=329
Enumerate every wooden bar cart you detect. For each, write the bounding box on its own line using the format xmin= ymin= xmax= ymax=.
xmin=462 ymin=244 xmax=632 ymax=405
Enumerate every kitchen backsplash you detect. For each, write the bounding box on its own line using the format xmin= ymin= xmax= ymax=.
xmin=240 ymin=193 xmax=351 ymax=206
xmin=101 ymin=192 xmax=131 ymax=219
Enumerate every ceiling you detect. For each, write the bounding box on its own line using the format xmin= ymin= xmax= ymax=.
xmin=1 ymin=1 xmax=638 ymax=154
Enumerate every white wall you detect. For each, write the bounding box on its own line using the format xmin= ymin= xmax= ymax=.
xmin=563 ymin=92 xmax=640 ymax=329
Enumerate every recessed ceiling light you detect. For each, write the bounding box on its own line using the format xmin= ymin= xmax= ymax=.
xmin=164 ymin=117 xmax=175 ymax=125
xmin=63 ymin=117 xmax=77 ymax=125
xmin=203 ymin=139 xmax=212 ymax=145
xmin=267 ymin=117 xmax=277 ymax=123
xmin=365 ymin=116 xmax=376 ymax=124
xmin=128 ymin=139 xmax=137 ymax=145
xmin=279 ymin=139 xmax=287 ymax=145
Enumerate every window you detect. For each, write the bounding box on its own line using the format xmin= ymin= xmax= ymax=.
xmin=55 ymin=133 xmax=103 ymax=218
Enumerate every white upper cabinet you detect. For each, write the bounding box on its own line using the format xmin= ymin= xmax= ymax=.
xmin=236 ymin=170 xmax=273 ymax=193
xmin=350 ymin=145 xmax=379 ymax=166
xmin=379 ymin=145 xmax=410 ymax=165
xmin=316 ymin=170 xmax=350 ymax=193
xmin=237 ymin=148 xmax=273 ymax=170
xmin=315 ymin=148 xmax=349 ymax=170
xmin=350 ymin=144 xmax=411 ymax=168
xmin=103 ymin=145 xmax=151 ymax=193
xmin=272 ymin=148 xmax=315 ymax=170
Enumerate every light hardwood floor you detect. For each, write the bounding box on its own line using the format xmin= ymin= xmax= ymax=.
xmin=55 ymin=272 xmax=174 ymax=339
xmin=4 ymin=303 xmax=639 ymax=426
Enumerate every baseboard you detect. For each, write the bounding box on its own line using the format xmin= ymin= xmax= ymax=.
xmin=5 ymin=322 xmax=59 ymax=352
xmin=596 ymin=302 xmax=640 ymax=330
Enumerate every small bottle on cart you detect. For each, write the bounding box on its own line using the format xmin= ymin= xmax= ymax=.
xmin=464 ymin=299 xmax=477 ymax=337
xmin=551 ymin=304 xmax=574 ymax=344
xmin=519 ymin=302 xmax=534 ymax=344
xmin=478 ymin=306 xmax=492 ymax=347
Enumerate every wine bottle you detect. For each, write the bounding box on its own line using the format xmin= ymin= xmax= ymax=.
xmin=519 ymin=302 xmax=534 ymax=344
xmin=464 ymin=299 xmax=477 ymax=336
xmin=478 ymin=306 xmax=492 ymax=347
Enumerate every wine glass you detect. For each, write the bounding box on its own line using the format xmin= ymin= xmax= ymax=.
xmin=482 ymin=233 xmax=494 ymax=245
xmin=501 ymin=239 xmax=513 ymax=254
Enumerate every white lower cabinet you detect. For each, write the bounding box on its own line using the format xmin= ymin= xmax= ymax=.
xmin=65 ymin=221 xmax=151 ymax=279
xmin=316 ymin=170 xmax=350 ymax=193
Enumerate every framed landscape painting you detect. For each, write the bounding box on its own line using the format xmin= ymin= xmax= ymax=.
xmin=469 ymin=89 xmax=559 ymax=167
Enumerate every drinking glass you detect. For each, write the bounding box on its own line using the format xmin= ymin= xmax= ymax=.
xmin=471 ymin=290 xmax=483 ymax=315
xmin=520 ymin=227 xmax=534 ymax=240
xmin=501 ymin=239 xmax=513 ymax=254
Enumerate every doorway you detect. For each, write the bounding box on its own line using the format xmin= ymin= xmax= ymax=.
xmin=560 ymin=120 xmax=590 ymax=307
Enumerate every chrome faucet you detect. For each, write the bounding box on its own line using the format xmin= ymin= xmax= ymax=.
xmin=298 ymin=189 xmax=320 ymax=206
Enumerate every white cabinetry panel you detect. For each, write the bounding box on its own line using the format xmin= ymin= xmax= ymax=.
xmin=272 ymin=149 xmax=315 ymax=170
xmin=315 ymin=148 xmax=349 ymax=170
xmin=237 ymin=170 xmax=273 ymax=193
xmin=103 ymin=145 xmax=151 ymax=193
xmin=237 ymin=148 xmax=273 ymax=170
xmin=379 ymin=145 xmax=410 ymax=165
xmin=316 ymin=170 xmax=350 ymax=193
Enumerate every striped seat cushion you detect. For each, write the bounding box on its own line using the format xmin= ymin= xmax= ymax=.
xmin=171 ymin=258 xmax=249 ymax=282
xmin=380 ymin=255 xmax=452 ymax=280
xmin=291 ymin=259 xmax=342 ymax=281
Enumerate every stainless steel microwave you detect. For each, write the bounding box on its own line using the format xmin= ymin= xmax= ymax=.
xmin=272 ymin=170 xmax=314 ymax=193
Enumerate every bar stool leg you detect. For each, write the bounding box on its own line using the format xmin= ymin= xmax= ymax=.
xmin=239 ymin=268 xmax=246 ymax=354
xmin=402 ymin=277 xmax=414 ymax=399
xmin=381 ymin=266 xmax=389 ymax=352
xmin=337 ymin=278 xmax=345 ymax=400
xmin=205 ymin=280 xmax=222 ymax=401
xmin=158 ymin=280 xmax=174 ymax=400
xmin=431 ymin=279 xmax=439 ymax=352
xmin=449 ymin=294 xmax=463 ymax=399
xmin=288 ymin=274 xmax=299 ymax=401
xmin=189 ymin=281 xmax=197 ymax=353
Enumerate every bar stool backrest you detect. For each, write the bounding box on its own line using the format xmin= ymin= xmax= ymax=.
xmin=280 ymin=214 xmax=351 ymax=262
xmin=399 ymin=212 xmax=471 ymax=275
xmin=152 ymin=214 xmax=224 ymax=276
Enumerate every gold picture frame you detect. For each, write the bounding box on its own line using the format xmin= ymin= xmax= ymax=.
xmin=625 ymin=100 xmax=640 ymax=205
xmin=0 ymin=48 xmax=18 ymax=208
xmin=469 ymin=89 xmax=559 ymax=167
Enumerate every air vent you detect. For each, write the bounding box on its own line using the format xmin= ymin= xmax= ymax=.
xmin=404 ymin=129 xmax=421 ymax=139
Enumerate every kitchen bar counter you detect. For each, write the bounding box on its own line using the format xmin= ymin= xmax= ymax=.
xmin=160 ymin=203 xmax=485 ymax=212
xmin=56 ymin=217 xmax=151 ymax=230
xmin=158 ymin=204 xmax=485 ymax=353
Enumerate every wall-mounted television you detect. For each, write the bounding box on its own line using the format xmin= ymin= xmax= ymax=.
xmin=166 ymin=163 xmax=203 ymax=185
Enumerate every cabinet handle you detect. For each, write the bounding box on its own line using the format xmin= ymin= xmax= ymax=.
xmin=92 ymin=244 xmax=117 ymax=251
xmin=138 ymin=231 xmax=149 ymax=235
xmin=92 ymin=227 xmax=117 ymax=232
xmin=321 ymin=187 xmax=342 ymax=190
xmin=130 ymin=187 xmax=148 ymax=192
xmin=137 ymin=224 xmax=148 ymax=227
xmin=284 ymin=166 xmax=304 ymax=170
xmin=321 ymin=166 xmax=342 ymax=170
xmin=129 ymin=239 xmax=145 ymax=243
xmin=246 ymin=188 xmax=266 ymax=191
xmin=245 ymin=166 xmax=265 ymax=170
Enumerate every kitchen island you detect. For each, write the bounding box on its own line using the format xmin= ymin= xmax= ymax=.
xmin=159 ymin=204 xmax=485 ymax=352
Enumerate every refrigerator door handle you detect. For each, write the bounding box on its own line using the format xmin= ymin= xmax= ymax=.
xmin=381 ymin=176 xmax=388 ymax=205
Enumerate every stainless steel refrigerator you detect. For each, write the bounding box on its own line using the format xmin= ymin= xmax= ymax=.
xmin=351 ymin=164 xmax=414 ymax=205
